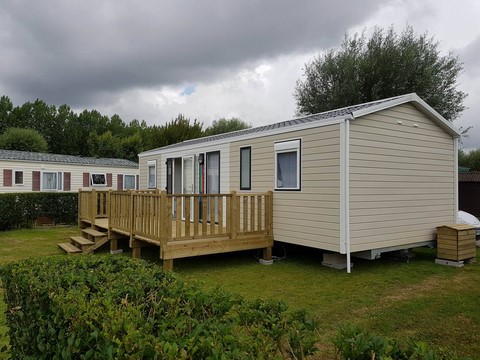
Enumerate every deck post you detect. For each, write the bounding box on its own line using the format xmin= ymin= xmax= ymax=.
xmin=78 ymin=189 xmax=82 ymax=228
xmin=107 ymin=190 xmax=112 ymax=239
xmin=266 ymin=191 xmax=273 ymax=239
xmin=159 ymin=190 xmax=168 ymax=246
xmin=130 ymin=190 xmax=142 ymax=260
xmin=230 ymin=191 xmax=237 ymax=240
xmin=162 ymin=259 xmax=173 ymax=271
xmin=262 ymin=246 xmax=272 ymax=261
xmin=90 ymin=188 xmax=97 ymax=226
xmin=106 ymin=189 xmax=111 ymax=219
xmin=110 ymin=238 xmax=118 ymax=252
xmin=107 ymin=189 xmax=116 ymax=251
xmin=132 ymin=244 xmax=141 ymax=259
xmin=128 ymin=190 xmax=135 ymax=247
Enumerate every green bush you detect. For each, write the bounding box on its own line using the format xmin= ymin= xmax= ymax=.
xmin=0 ymin=192 xmax=77 ymax=230
xmin=333 ymin=325 xmax=463 ymax=360
xmin=1 ymin=256 xmax=319 ymax=359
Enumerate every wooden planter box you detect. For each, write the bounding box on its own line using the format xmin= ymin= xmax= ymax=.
xmin=436 ymin=224 xmax=476 ymax=261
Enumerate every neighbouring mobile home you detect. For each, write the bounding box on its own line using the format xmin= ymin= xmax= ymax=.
xmin=0 ymin=150 xmax=139 ymax=192
xmin=138 ymin=93 xmax=460 ymax=272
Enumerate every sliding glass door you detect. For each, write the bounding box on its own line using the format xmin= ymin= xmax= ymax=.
xmin=182 ymin=156 xmax=194 ymax=220
xmin=206 ymin=151 xmax=220 ymax=222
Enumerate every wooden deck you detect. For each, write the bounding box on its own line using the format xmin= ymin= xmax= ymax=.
xmin=78 ymin=189 xmax=274 ymax=270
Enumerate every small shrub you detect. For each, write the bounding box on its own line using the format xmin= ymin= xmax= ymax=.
xmin=1 ymin=256 xmax=319 ymax=359
xmin=333 ymin=325 xmax=463 ymax=360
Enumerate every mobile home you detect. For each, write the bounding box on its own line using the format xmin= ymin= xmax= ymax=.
xmin=138 ymin=93 xmax=460 ymax=271
xmin=0 ymin=150 xmax=139 ymax=192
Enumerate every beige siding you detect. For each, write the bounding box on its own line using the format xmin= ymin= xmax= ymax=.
xmin=349 ymin=104 xmax=455 ymax=252
xmin=139 ymin=153 xmax=159 ymax=190
xmin=0 ymin=160 xmax=138 ymax=192
xmin=230 ymin=124 xmax=341 ymax=252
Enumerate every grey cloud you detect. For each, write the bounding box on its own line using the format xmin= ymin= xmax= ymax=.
xmin=0 ymin=0 xmax=383 ymax=110
xmin=460 ymin=35 xmax=480 ymax=76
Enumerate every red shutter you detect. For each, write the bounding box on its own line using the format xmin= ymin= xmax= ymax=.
xmin=32 ymin=171 xmax=40 ymax=191
xmin=83 ymin=172 xmax=90 ymax=187
xmin=64 ymin=172 xmax=71 ymax=191
xmin=117 ymin=174 xmax=123 ymax=190
xmin=3 ymin=169 xmax=12 ymax=187
xmin=107 ymin=173 xmax=112 ymax=187
xmin=136 ymin=175 xmax=139 ymax=190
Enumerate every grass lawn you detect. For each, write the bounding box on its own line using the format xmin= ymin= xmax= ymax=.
xmin=1 ymin=226 xmax=479 ymax=359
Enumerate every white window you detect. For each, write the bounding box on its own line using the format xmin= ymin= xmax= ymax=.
xmin=240 ymin=147 xmax=251 ymax=190
xmin=42 ymin=171 xmax=63 ymax=191
xmin=124 ymin=174 xmax=136 ymax=190
xmin=274 ymin=139 xmax=301 ymax=190
xmin=148 ymin=160 xmax=157 ymax=188
xmin=90 ymin=173 xmax=106 ymax=186
xmin=14 ymin=171 xmax=24 ymax=185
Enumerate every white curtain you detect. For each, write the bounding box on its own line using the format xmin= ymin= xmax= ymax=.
xmin=124 ymin=175 xmax=136 ymax=189
xmin=206 ymin=152 xmax=220 ymax=194
xmin=148 ymin=164 xmax=156 ymax=188
xmin=277 ymin=151 xmax=297 ymax=188
xmin=42 ymin=172 xmax=57 ymax=190
xmin=206 ymin=152 xmax=220 ymax=222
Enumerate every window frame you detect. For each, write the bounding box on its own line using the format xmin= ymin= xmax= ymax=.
xmin=147 ymin=160 xmax=157 ymax=189
xmin=14 ymin=170 xmax=24 ymax=186
xmin=239 ymin=146 xmax=252 ymax=190
xmin=90 ymin=173 xmax=107 ymax=187
xmin=274 ymin=139 xmax=301 ymax=191
xmin=123 ymin=174 xmax=137 ymax=190
xmin=41 ymin=171 xmax=63 ymax=191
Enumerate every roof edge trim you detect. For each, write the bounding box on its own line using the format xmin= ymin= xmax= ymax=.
xmin=139 ymin=115 xmax=348 ymax=157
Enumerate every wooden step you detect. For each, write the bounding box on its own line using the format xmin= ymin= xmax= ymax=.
xmin=71 ymin=236 xmax=95 ymax=246
xmin=70 ymin=236 xmax=94 ymax=252
xmin=58 ymin=242 xmax=82 ymax=254
xmin=82 ymin=228 xmax=107 ymax=237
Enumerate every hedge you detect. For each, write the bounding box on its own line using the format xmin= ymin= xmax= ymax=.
xmin=0 ymin=256 xmax=318 ymax=359
xmin=0 ymin=192 xmax=77 ymax=230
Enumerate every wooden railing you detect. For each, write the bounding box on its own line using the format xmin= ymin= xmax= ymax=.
xmin=78 ymin=190 xmax=273 ymax=245
xmin=78 ymin=189 xmax=109 ymax=225
xmin=109 ymin=191 xmax=132 ymax=234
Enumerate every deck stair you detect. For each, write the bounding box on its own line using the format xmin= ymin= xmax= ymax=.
xmin=58 ymin=242 xmax=82 ymax=254
xmin=70 ymin=236 xmax=94 ymax=251
xmin=58 ymin=227 xmax=108 ymax=255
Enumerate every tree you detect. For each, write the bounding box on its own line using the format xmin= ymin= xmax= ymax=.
xmin=0 ymin=127 xmax=48 ymax=152
xmin=458 ymin=149 xmax=480 ymax=171
xmin=120 ymin=132 xmax=143 ymax=162
xmin=294 ymin=26 xmax=467 ymax=121
xmin=144 ymin=114 xmax=203 ymax=150
xmin=204 ymin=117 xmax=251 ymax=136
xmin=0 ymin=95 xmax=13 ymax=133
xmin=87 ymin=131 xmax=121 ymax=159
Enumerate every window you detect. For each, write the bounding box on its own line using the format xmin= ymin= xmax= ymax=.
xmin=240 ymin=147 xmax=251 ymax=190
xmin=148 ymin=160 xmax=157 ymax=188
xmin=124 ymin=174 xmax=136 ymax=190
xmin=274 ymin=139 xmax=301 ymax=190
xmin=14 ymin=171 xmax=24 ymax=185
xmin=42 ymin=171 xmax=63 ymax=191
xmin=90 ymin=173 xmax=106 ymax=186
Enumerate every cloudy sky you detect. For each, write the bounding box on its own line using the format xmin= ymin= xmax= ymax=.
xmin=1 ymin=0 xmax=479 ymax=149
